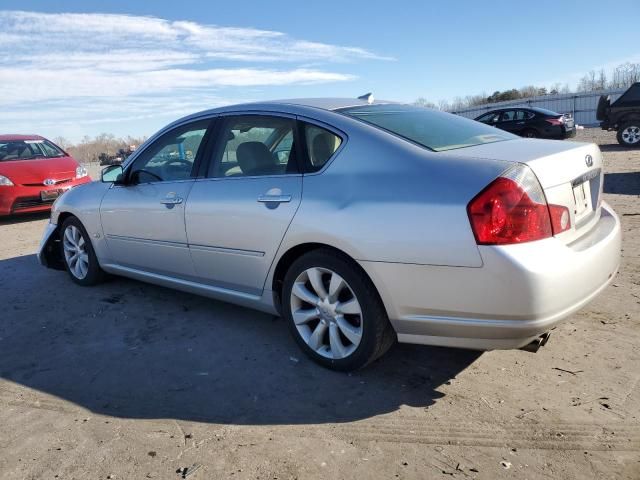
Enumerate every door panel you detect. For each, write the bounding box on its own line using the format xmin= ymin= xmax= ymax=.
xmin=100 ymin=181 xmax=196 ymax=276
xmin=99 ymin=118 xmax=212 ymax=277
xmin=186 ymin=176 xmax=302 ymax=294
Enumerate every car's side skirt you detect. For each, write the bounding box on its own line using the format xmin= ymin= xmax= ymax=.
xmin=101 ymin=263 xmax=279 ymax=315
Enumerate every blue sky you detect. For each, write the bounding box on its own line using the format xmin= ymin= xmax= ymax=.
xmin=1 ymin=0 xmax=639 ymax=141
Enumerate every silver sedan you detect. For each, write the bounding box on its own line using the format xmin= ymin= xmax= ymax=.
xmin=38 ymin=98 xmax=621 ymax=370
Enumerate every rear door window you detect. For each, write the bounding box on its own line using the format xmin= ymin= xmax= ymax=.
xmin=210 ymin=115 xmax=298 ymax=178
xmin=500 ymin=111 xmax=516 ymax=122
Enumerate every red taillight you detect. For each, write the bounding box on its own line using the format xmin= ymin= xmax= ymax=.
xmin=467 ymin=165 xmax=571 ymax=245
xmin=546 ymin=117 xmax=564 ymax=126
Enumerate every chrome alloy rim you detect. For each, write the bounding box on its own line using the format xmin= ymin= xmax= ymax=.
xmin=62 ymin=225 xmax=89 ymax=279
xmin=290 ymin=267 xmax=363 ymax=359
xmin=621 ymin=125 xmax=640 ymax=144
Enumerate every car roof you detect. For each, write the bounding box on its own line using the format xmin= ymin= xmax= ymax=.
xmin=0 ymin=134 xmax=46 ymax=142
xmin=192 ymin=97 xmax=398 ymax=117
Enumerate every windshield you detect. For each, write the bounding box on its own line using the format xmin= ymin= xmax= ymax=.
xmin=0 ymin=139 xmax=66 ymax=162
xmin=338 ymin=104 xmax=515 ymax=152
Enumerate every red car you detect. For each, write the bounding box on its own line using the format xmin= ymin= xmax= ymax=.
xmin=0 ymin=135 xmax=91 ymax=216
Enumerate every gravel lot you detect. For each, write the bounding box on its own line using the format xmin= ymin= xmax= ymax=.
xmin=0 ymin=129 xmax=638 ymax=480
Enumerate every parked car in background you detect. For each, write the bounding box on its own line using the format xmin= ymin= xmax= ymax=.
xmin=597 ymin=82 xmax=640 ymax=147
xmin=475 ymin=107 xmax=576 ymax=139
xmin=38 ymin=98 xmax=620 ymax=371
xmin=99 ymin=145 xmax=138 ymax=166
xmin=0 ymin=135 xmax=91 ymax=216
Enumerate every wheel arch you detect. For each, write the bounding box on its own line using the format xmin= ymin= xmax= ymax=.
xmin=40 ymin=211 xmax=78 ymax=270
xmin=270 ymin=242 xmax=388 ymax=319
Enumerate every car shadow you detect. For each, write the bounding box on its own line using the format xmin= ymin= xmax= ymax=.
xmin=0 ymin=254 xmax=480 ymax=425
xmin=603 ymin=172 xmax=640 ymax=196
xmin=598 ymin=144 xmax=637 ymax=152
xmin=0 ymin=211 xmax=50 ymax=226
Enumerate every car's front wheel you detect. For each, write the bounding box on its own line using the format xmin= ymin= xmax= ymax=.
xmin=617 ymin=122 xmax=640 ymax=147
xmin=282 ymin=249 xmax=395 ymax=371
xmin=61 ymin=216 xmax=105 ymax=286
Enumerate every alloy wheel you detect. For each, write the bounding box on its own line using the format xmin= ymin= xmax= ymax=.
xmin=621 ymin=125 xmax=640 ymax=145
xmin=289 ymin=267 xmax=363 ymax=359
xmin=62 ymin=225 xmax=89 ymax=280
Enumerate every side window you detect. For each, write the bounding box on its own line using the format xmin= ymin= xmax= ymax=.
xmin=303 ymin=124 xmax=343 ymax=172
xmin=515 ymin=110 xmax=535 ymax=121
xmin=130 ymin=120 xmax=209 ymax=184
xmin=477 ymin=112 xmax=498 ymax=123
xmin=211 ymin=115 xmax=297 ymax=177
xmin=501 ymin=111 xmax=516 ymax=121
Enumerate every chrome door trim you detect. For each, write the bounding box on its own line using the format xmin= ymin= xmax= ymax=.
xmin=105 ymin=234 xmax=188 ymax=249
xmin=188 ymin=244 xmax=265 ymax=257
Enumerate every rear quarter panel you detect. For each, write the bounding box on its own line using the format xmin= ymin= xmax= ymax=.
xmin=278 ymin=119 xmax=510 ymax=269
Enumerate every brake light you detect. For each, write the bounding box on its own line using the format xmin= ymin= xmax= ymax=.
xmin=546 ymin=117 xmax=564 ymax=126
xmin=467 ymin=164 xmax=570 ymax=245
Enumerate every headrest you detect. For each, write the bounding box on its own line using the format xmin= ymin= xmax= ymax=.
xmin=311 ymin=133 xmax=335 ymax=166
xmin=236 ymin=141 xmax=274 ymax=175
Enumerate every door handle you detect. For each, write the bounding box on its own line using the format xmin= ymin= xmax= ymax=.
xmin=160 ymin=196 xmax=183 ymax=205
xmin=257 ymin=194 xmax=292 ymax=203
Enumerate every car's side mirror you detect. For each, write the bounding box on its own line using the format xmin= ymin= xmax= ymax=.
xmin=101 ymin=165 xmax=124 ymax=184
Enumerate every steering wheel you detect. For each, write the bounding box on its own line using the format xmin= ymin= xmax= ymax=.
xmin=161 ymin=158 xmax=193 ymax=179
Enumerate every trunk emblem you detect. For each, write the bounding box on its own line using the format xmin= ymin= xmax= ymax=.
xmin=585 ymin=155 xmax=593 ymax=167
xmin=43 ymin=179 xmax=56 ymax=186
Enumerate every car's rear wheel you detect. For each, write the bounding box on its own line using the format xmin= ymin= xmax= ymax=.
xmin=522 ymin=129 xmax=538 ymax=138
xmin=282 ymin=249 xmax=395 ymax=371
xmin=61 ymin=216 xmax=105 ymax=286
xmin=617 ymin=122 xmax=640 ymax=147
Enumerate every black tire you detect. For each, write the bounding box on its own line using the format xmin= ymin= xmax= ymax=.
xmin=522 ymin=129 xmax=538 ymax=138
xmin=60 ymin=216 xmax=106 ymax=286
xmin=282 ymin=249 xmax=395 ymax=371
xmin=617 ymin=122 xmax=640 ymax=147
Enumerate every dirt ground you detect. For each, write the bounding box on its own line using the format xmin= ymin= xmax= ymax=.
xmin=0 ymin=129 xmax=638 ymax=480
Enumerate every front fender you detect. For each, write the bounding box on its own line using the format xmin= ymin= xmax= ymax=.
xmin=40 ymin=180 xmax=111 ymax=269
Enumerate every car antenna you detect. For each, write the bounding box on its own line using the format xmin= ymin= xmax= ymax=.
xmin=357 ymin=92 xmax=375 ymax=104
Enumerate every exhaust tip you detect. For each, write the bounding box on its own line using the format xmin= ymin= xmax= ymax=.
xmin=520 ymin=332 xmax=551 ymax=353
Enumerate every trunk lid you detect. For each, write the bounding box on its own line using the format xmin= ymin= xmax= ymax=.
xmin=453 ymin=138 xmax=603 ymax=243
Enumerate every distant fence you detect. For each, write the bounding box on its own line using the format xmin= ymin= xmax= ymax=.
xmin=453 ymin=88 xmax=627 ymax=126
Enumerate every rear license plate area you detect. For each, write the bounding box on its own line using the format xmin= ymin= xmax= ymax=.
xmin=572 ymin=181 xmax=591 ymax=218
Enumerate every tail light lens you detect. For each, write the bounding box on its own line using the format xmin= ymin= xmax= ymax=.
xmin=546 ymin=117 xmax=564 ymax=126
xmin=467 ymin=164 xmax=570 ymax=245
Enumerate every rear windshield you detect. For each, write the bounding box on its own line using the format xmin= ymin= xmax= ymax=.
xmin=0 ymin=139 xmax=65 ymax=162
xmin=530 ymin=107 xmax=561 ymax=116
xmin=337 ymin=104 xmax=515 ymax=151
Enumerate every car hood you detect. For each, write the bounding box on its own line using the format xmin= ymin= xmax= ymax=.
xmin=0 ymin=156 xmax=80 ymax=184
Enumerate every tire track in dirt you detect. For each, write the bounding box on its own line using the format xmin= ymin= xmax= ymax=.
xmin=328 ymin=419 xmax=640 ymax=451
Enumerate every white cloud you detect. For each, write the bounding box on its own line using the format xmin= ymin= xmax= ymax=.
xmin=0 ymin=10 xmax=387 ymax=139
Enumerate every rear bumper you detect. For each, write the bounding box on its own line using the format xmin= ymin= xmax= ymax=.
xmin=360 ymin=202 xmax=621 ymax=350
xmin=0 ymin=177 xmax=91 ymax=216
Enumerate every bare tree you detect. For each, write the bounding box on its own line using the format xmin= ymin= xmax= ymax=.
xmin=413 ymin=97 xmax=438 ymax=109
